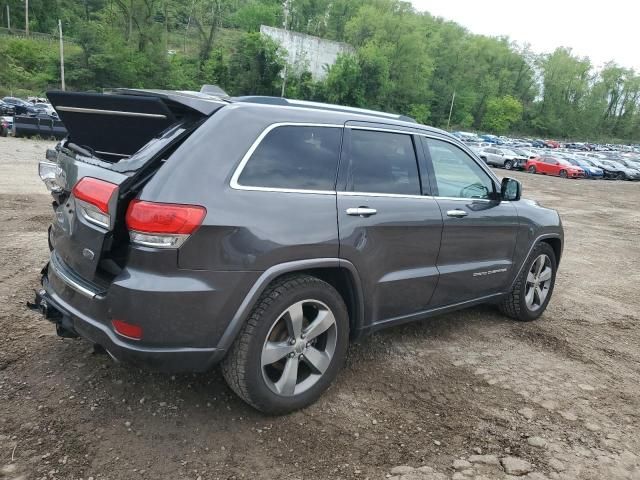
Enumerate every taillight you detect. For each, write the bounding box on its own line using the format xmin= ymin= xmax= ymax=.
xmin=72 ymin=177 xmax=118 ymax=229
xmin=125 ymin=200 xmax=206 ymax=248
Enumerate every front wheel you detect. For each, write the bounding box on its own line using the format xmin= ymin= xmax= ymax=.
xmin=499 ymin=242 xmax=557 ymax=322
xmin=559 ymin=170 xmax=568 ymax=178
xmin=504 ymin=160 xmax=513 ymax=170
xmin=221 ymin=274 xmax=349 ymax=414
xmin=528 ymin=165 xmax=536 ymax=174
xmin=617 ymin=172 xmax=626 ymax=180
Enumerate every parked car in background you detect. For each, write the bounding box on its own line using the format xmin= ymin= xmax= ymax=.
xmin=2 ymin=97 xmax=37 ymax=115
xmin=598 ymin=160 xmax=640 ymax=180
xmin=32 ymin=103 xmax=58 ymax=118
xmin=510 ymin=148 xmax=539 ymax=160
xmin=0 ymin=99 xmax=15 ymax=115
xmin=527 ymin=156 xmax=585 ymax=178
xmin=544 ymin=140 xmax=560 ymax=149
xmin=33 ymin=102 xmax=58 ymax=117
xmin=563 ymin=157 xmax=604 ymax=179
xmin=615 ymin=158 xmax=640 ymax=174
xmin=479 ymin=147 xmax=528 ymax=170
xmin=480 ymin=134 xmax=501 ymax=144
xmin=578 ymin=157 xmax=622 ymax=180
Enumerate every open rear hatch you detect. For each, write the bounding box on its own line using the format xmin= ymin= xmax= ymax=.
xmin=42 ymin=89 xmax=226 ymax=289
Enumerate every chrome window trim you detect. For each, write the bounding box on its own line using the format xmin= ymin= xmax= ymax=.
xmin=229 ymin=122 xmax=502 ymax=200
xmin=433 ymin=196 xmax=492 ymax=203
xmin=55 ymin=106 xmax=167 ymax=119
xmin=338 ymin=191 xmax=436 ymax=200
xmin=229 ymin=122 xmax=343 ymax=194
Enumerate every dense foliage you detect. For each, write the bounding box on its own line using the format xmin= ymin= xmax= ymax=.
xmin=0 ymin=0 xmax=638 ymax=141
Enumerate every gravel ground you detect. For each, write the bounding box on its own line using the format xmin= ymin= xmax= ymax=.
xmin=1 ymin=136 xmax=639 ymax=480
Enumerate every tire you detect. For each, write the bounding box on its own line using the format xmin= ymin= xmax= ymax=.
xmin=221 ymin=274 xmax=349 ymax=414
xmin=617 ymin=172 xmax=626 ymax=180
xmin=504 ymin=160 xmax=513 ymax=170
xmin=559 ymin=170 xmax=567 ymax=178
xmin=528 ymin=165 xmax=536 ymax=174
xmin=499 ymin=242 xmax=557 ymax=322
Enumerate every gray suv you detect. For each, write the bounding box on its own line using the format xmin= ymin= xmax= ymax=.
xmin=33 ymin=89 xmax=563 ymax=414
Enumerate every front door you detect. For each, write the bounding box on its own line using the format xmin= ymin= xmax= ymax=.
xmin=337 ymin=126 xmax=443 ymax=325
xmin=421 ymin=137 xmax=520 ymax=306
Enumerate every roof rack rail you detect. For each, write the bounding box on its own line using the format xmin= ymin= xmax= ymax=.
xmin=232 ymin=96 xmax=416 ymax=123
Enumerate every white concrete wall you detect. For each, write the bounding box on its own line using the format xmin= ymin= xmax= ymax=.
xmin=260 ymin=25 xmax=354 ymax=80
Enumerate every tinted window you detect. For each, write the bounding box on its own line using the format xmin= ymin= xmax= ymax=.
xmin=238 ymin=126 xmax=341 ymax=190
xmin=344 ymin=130 xmax=420 ymax=195
xmin=426 ymin=139 xmax=495 ymax=199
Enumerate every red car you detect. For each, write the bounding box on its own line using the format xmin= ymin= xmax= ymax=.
xmin=526 ymin=156 xmax=585 ymax=179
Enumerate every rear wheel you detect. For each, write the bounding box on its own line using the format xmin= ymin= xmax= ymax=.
xmin=504 ymin=160 xmax=513 ymax=170
xmin=528 ymin=165 xmax=536 ymax=174
xmin=221 ymin=274 xmax=349 ymax=414
xmin=499 ymin=242 xmax=557 ymax=322
xmin=559 ymin=170 xmax=568 ymax=178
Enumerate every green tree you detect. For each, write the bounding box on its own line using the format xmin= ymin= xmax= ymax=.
xmin=482 ymin=95 xmax=523 ymax=133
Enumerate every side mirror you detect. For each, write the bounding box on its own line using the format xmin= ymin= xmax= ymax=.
xmin=501 ymin=177 xmax=521 ymax=201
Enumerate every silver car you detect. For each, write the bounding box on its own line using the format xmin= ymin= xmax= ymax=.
xmin=479 ymin=147 xmax=528 ymax=170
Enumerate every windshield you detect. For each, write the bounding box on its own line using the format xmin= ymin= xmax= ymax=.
xmin=576 ymin=160 xmax=592 ymax=168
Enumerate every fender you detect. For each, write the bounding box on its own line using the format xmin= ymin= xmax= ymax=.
xmin=508 ymin=233 xmax=563 ymax=290
xmin=216 ymin=258 xmax=365 ymax=352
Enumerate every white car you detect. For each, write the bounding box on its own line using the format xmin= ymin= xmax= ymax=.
xmin=478 ymin=147 xmax=528 ymax=170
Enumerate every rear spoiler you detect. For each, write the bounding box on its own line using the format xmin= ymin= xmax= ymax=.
xmin=47 ymin=89 xmax=228 ymax=159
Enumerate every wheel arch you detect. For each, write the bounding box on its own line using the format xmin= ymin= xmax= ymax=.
xmin=217 ymin=259 xmax=365 ymax=352
xmin=509 ymin=233 xmax=563 ymax=291
xmin=540 ymin=237 xmax=562 ymax=266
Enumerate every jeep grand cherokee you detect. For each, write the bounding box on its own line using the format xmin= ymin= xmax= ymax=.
xmin=33 ymin=88 xmax=563 ymax=414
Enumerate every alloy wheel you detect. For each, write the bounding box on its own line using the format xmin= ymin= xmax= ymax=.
xmin=525 ymin=254 xmax=552 ymax=311
xmin=261 ymin=300 xmax=337 ymax=396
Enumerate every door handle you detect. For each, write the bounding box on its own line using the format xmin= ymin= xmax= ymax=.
xmin=446 ymin=209 xmax=468 ymax=218
xmin=346 ymin=207 xmax=377 ymax=217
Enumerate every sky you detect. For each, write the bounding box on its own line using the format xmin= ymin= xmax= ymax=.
xmin=410 ymin=0 xmax=640 ymax=71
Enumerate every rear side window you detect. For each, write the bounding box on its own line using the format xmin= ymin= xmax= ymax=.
xmin=344 ymin=130 xmax=421 ymax=195
xmin=237 ymin=125 xmax=341 ymax=191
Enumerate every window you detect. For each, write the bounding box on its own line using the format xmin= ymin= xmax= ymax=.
xmin=344 ymin=130 xmax=421 ymax=195
xmin=237 ymin=125 xmax=341 ymax=191
xmin=426 ymin=138 xmax=495 ymax=199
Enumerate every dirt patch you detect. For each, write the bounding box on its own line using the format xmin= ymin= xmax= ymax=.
xmin=1 ymin=136 xmax=639 ymax=479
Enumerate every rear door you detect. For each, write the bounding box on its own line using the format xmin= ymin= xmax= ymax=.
xmin=337 ymin=124 xmax=443 ymax=324
xmin=421 ymin=137 xmax=519 ymax=306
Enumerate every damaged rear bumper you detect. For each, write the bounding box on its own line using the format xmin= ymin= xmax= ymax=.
xmin=29 ymin=264 xmax=226 ymax=372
